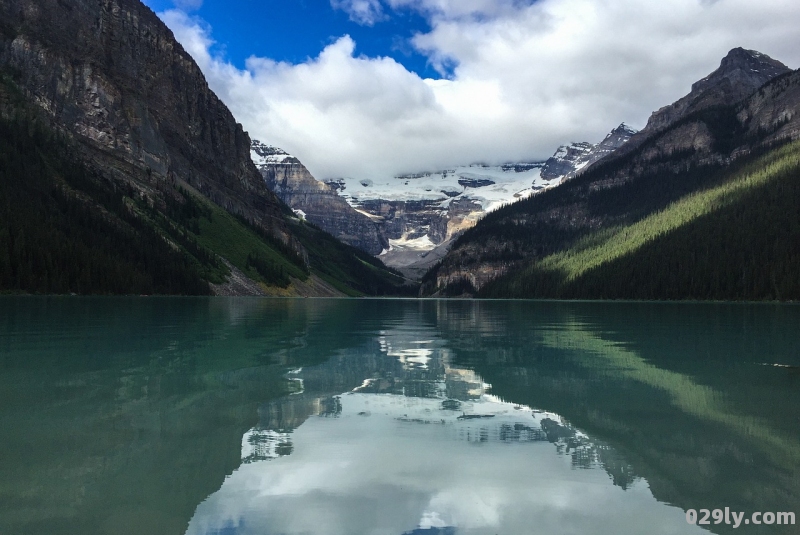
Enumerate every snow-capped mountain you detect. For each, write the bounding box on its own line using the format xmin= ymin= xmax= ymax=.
xmin=326 ymin=160 xmax=552 ymax=214
xmin=540 ymin=123 xmax=637 ymax=182
xmin=250 ymin=141 xmax=293 ymax=165
xmin=252 ymin=123 xmax=638 ymax=278
xmin=322 ymin=161 xmax=555 ymax=277
xmin=251 ymin=140 xmax=388 ymax=255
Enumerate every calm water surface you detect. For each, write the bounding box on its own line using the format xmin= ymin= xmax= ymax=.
xmin=1 ymin=297 xmax=799 ymax=535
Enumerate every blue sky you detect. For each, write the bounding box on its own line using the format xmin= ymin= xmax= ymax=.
xmin=145 ymin=0 xmax=800 ymax=180
xmin=143 ymin=0 xmax=442 ymax=78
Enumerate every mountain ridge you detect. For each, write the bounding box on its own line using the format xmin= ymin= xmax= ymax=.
xmin=422 ymin=48 xmax=800 ymax=299
xmin=600 ymin=48 xmax=792 ymax=167
xmin=251 ymin=140 xmax=388 ymax=255
xmin=0 ymin=0 xmax=410 ymax=296
xmin=540 ymin=123 xmax=637 ymax=182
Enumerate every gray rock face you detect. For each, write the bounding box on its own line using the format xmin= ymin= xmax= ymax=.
xmin=540 ymin=142 xmax=594 ymax=180
xmin=251 ymin=141 xmax=388 ymax=255
xmin=358 ymin=199 xmax=447 ymax=245
xmin=0 ymin=0 xmax=300 ymax=250
xmin=591 ymin=123 xmax=639 ymax=163
xmin=739 ymin=69 xmax=800 ymax=146
xmin=540 ymin=123 xmax=637 ymax=181
xmin=617 ymin=48 xmax=791 ymax=158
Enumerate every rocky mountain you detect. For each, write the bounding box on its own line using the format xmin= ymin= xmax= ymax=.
xmin=0 ymin=0 xmax=409 ymax=296
xmin=322 ymin=162 xmax=552 ymax=278
xmin=609 ymin=48 xmax=791 ymax=162
xmin=0 ymin=0 xmax=291 ymax=239
xmin=308 ymin=124 xmax=634 ymax=279
xmin=257 ymin=121 xmax=635 ymax=280
xmin=540 ymin=123 xmax=637 ymax=181
xmin=422 ymin=48 xmax=800 ymax=300
xmin=251 ymin=141 xmax=387 ymax=255
xmin=251 ymin=143 xmax=558 ymax=278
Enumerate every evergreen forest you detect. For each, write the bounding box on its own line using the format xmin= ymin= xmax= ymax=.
xmin=0 ymin=74 xmax=410 ymax=296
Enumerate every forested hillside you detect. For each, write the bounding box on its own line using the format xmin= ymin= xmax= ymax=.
xmin=0 ymin=107 xmax=213 ymax=295
xmin=0 ymin=73 xmax=411 ymax=296
xmin=0 ymin=0 xmax=413 ymax=297
xmin=422 ymin=56 xmax=800 ymax=301
xmin=480 ymin=140 xmax=800 ymax=300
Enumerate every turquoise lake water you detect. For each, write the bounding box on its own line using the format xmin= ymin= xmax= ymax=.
xmin=1 ymin=297 xmax=798 ymax=534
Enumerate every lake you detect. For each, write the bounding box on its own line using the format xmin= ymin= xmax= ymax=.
xmin=1 ymin=297 xmax=798 ymax=535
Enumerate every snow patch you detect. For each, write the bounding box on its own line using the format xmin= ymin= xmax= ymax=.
xmin=331 ymin=164 xmax=549 ymax=212
xmin=389 ymin=234 xmax=436 ymax=251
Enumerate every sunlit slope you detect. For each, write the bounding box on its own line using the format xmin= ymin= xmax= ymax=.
xmin=482 ymin=140 xmax=800 ymax=300
xmin=141 ymin=185 xmax=410 ymax=296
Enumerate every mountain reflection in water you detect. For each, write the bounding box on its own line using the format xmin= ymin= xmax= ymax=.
xmin=1 ymin=298 xmax=798 ymax=535
xmin=188 ymin=320 xmax=688 ymax=535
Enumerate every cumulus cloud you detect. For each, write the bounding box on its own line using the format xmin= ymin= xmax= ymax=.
xmin=158 ymin=0 xmax=800 ymax=181
xmin=331 ymin=0 xmax=387 ymax=25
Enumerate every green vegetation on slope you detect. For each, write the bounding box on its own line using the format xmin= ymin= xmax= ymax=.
xmin=0 ymin=72 xmax=413 ymax=296
xmin=424 ymin=91 xmax=800 ymax=299
xmin=482 ymin=140 xmax=800 ymax=300
xmin=290 ymin=220 xmax=414 ymax=297
xmin=163 ymin=191 xmax=308 ymax=288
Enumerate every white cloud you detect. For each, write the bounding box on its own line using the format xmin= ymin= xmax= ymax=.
xmin=331 ymin=0 xmax=387 ymax=25
xmin=158 ymin=0 xmax=800 ymax=181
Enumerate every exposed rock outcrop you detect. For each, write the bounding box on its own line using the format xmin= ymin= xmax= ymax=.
xmin=648 ymin=48 xmax=790 ymax=133
xmin=424 ymin=48 xmax=800 ymax=296
xmin=611 ymin=48 xmax=791 ymax=161
xmin=252 ymin=141 xmax=388 ymax=255
xmin=0 ymin=0 xmax=300 ymax=252
xmin=540 ymin=123 xmax=637 ymax=182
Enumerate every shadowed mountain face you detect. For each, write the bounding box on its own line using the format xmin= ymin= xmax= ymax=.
xmin=0 ymin=0 xmax=411 ymax=296
xmin=422 ymin=49 xmax=800 ymax=298
xmin=0 ymin=0 xmax=292 ymax=234
xmin=611 ymin=48 xmax=791 ymax=162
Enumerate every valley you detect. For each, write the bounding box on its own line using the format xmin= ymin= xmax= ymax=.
xmin=253 ymin=123 xmax=637 ymax=279
xmin=0 ymin=0 xmax=798 ymax=301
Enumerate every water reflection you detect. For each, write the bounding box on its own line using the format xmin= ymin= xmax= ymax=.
xmin=186 ymin=318 xmax=700 ymax=535
xmin=1 ymin=298 xmax=798 ymax=535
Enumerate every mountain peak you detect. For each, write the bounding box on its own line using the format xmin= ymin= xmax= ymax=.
xmin=720 ymin=47 xmax=784 ymax=69
xmin=540 ymin=124 xmax=637 ymax=181
xmin=691 ymin=47 xmax=790 ymax=94
xmin=613 ymin=123 xmax=638 ymax=135
xmin=629 ymin=48 xmax=792 ymax=141
xmin=251 ymin=139 xmax=295 ymax=167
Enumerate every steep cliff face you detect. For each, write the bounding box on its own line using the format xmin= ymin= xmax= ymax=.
xmin=0 ymin=0 xmax=296 ymax=247
xmin=0 ymin=0 xmax=414 ymax=296
xmin=739 ymin=69 xmax=800 ymax=144
xmin=647 ymin=48 xmax=789 ymax=133
xmin=610 ymin=48 xmax=791 ymax=162
xmin=540 ymin=142 xmax=594 ymax=180
xmin=251 ymin=141 xmax=388 ymax=255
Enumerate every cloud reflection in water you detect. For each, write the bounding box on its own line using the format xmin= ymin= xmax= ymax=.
xmin=185 ymin=324 xmax=701 ymax=535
